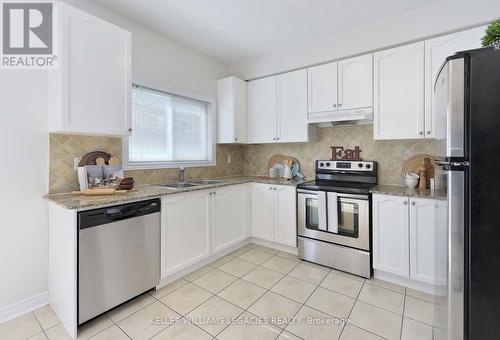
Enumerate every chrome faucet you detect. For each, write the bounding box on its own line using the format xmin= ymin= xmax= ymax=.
xmin=179 ymin=165 xmax=185 ymax=183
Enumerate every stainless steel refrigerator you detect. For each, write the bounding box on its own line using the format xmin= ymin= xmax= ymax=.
xmin=434 ymin=46 xmax=500 ymax=340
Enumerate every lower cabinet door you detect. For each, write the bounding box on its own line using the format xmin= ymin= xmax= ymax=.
xmin=251 ymin=183 xmax=275 ymax=241
xmin=160 ymin=191 xmax=211 ymax=278
xmin=274 ymin=185 xmax=297 ymax=247
xmin=212 ymin=184 xmax=249 ymax=253
xmin=409 ymin=197 xmax=444 ymax=284
xmin=372 ymin=194 xmax=410 ymax=277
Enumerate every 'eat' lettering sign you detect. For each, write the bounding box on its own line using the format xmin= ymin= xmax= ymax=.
xmin=331 ymin=146 xmax=362 ymax=160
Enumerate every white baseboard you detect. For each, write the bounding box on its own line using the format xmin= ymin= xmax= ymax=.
xmin=249 ymin=237 xmax=298 ymax=255
xmin=0 ymin=291 xmax=49 ymax=324
xmin=373 ymin=270 xmax=439 ymax=295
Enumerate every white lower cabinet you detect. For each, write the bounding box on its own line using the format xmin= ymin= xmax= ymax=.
xmin=161 ymin=184 xmax=250 ymax=279
xmin=251 ymin=183 xmax=297 ymax=247
xmin=372 ymin=194 xmax=410 ymax=277
xmin=212 ymin=184 xmax=250 ymax=253
xmin=372 ymin=194 xmax=445 ymax=285
xmin=161 ymin=190 xmax=211 ymax=278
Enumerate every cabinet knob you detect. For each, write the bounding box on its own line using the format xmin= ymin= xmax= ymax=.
xmin=273 ymin=137 xmax=276 ymax=141
xmin=333 ymin=104 xmax=337 ymax=108
xmin=234 ymin=137 xmax=238 ymax=141
xmin=277 ymin=137 xmax=280 ymax=140
xmin=426 ymin=131 xmax=431 ymax=135
xmin=403 ymin=201 xmax=408 ymax=205
xmin=338 ymin=103 xmax=342 ymax=107
xmin=269 ymin=187 xmax=273 ymax=190
xmin=128 ymin=128 xmax=132 ymax=132
xmin=418 ymin=131 xmax=423 ymax=135
xmin=411 ymin=201 xmax=415 ymax=205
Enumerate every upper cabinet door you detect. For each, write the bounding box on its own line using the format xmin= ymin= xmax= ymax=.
xmin=50 ymin=4 xmax=131 ymax=136
xmin=277 ymin=69 xmax=309 ymax=143
xmin=307 ymin=62 xmax=338 ymax=113
xmin=217 ymin=77 xmax=247 ymax=143
xmin=424 ymin=26 xmax=485 ymax=138
xmin=338 ymin=54 xmax=373 ymax=111
xmin=247 ymin=77 xmax=277 ymax=143
xmin=374 ymin=42 xmax=425 ymax=140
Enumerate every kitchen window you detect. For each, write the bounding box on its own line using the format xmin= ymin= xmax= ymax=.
xmin=124 ymin=84 xmax=215 ymax=169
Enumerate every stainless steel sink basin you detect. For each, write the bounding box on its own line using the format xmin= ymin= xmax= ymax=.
xmin=159 ymin=182 xmax=199 ymax=189
xmin=188 ymin=179 xmax=225 ymax=185
xmin=159 ymin=179 xmax=225 ymax=189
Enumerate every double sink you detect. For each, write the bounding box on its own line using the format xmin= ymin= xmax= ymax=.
xmin=159 ymin=179 xmax=225 ymax=190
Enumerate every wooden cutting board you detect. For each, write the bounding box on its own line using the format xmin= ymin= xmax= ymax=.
xmin=267 ymin=154 xmax=298 ymax=170
xmin=400 ymin=154 xmax=435 ymax=188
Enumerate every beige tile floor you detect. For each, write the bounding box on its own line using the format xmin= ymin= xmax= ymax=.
xmin=0 ymin=243 xmax=439 ymax=340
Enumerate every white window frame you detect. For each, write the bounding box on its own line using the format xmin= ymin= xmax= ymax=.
xmin=123 ymin=82 xmax=216 ymax=170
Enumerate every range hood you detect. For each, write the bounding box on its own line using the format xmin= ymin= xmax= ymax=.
xmin=308 ymin=107 xmax=373 ymax=125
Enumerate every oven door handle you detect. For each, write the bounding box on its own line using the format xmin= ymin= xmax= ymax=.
xmin=327 ymin=192 xmax=338 ymax=233
xmin=318 ymin=191 xmax=328 ymax=231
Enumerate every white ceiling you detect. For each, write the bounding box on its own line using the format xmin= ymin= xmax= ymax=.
xmin=93 ymin=0 xmax=437 ymax=63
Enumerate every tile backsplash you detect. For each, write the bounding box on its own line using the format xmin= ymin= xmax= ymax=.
xmin=49 ymin=134 xmax=244 ymax=194
xmin=244 ymin=125 xmax=437 ymax=185
xmin=49 ymin=125 xmax=436 ymax=193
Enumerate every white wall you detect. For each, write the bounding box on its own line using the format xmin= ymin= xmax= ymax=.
xmin=0 ymin=0 xmax=228 ymax=320
xmin=0 ymin=70 xmax=49 ymax=317
xmin=229 ymin=0 xmax=500 ymax=79
xmin=64 ymin=0 xmax=228 ymax=98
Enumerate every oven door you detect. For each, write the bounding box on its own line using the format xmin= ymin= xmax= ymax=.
xmin=297 ymin=189 xmax=370 ymax=251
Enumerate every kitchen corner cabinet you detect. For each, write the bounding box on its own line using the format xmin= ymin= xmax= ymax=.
xmin=251 ymin=183 xmax=297 ymax=247
xmin=424 ymin=26 xmax=485 ymax=138
xmin=217 ymin=77 xmax=247 ymax=143
xmin=247 ymin=69 xmax=312 ymax=144
xmin=48 ymin=3 xmax=131 ymax=136
xmin=307 ymin=54 xmax=373 ymax=120
xmin=160 ymin=184 xmax=250 ymax=278
xmin=374 ymin=42 xmax=425 ymax=140
xmin=372 ymin=193 xmax=446 ymax=285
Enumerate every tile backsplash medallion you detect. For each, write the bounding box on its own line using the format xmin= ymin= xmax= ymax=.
xmin=49 ymin=125 xmax=436 ymax=194
xmin=49 ymin=134 xmax=244 ymax=194
xmin=244 ymin=125 xmax=437 ymax=185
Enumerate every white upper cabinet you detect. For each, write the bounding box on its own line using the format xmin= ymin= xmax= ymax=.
xmin=217 ymin=77 xmax=247 ymax=143
xmin=247 ymin=76 xmax=277 ymax=144
xmin=374 ymin=42 xmax=425 ymax=140
xmin=338 ymin=54 xmax=373 ymax=111
xmin=277 ymin=69 xmax=309 ymax=143
xmin=247 ymin=70 xmax=312 ymax=144
xmin=424 ymin=26 xmax=485 ymax=138
xmin=49 ymin=3 xmax=131 ymax=136
xmin=307 ymin=62 xmax=338 ymax=113
xmin=372 ymin=194 xmax=410 ymax=277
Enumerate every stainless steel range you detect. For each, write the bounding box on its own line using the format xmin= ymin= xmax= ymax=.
xmin=297 ymin=160 xmax=377 ymax=278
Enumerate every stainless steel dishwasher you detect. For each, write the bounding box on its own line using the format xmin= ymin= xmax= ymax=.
xmin=78 ymin=199 xmax=161 ymax=324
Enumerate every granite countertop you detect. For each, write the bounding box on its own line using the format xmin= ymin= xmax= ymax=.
xmin=47 ymin=175 xmax=306 ymax=210
xmin=370 ymin=185 xmax=447 ymax=200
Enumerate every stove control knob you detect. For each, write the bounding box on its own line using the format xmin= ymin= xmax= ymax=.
xmin=319 ymin=162 xmax=325 ymax=167
xmin=358 ymin=163 xmax=363 ymax=168
xmin=326 ymin=162 xmax=331 ymax=167
xmin=365 ymin=164 xmax=371 ymax=169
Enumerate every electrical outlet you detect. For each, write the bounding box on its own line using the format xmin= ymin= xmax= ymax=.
xmin=227 ymin=155 xmax=232 ymax=164
xmin=74 ymin=157 xmax=81 ymax=170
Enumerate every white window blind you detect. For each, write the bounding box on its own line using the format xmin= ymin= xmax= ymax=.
xmin=128 ymin=85 xmax=210 ymax=165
